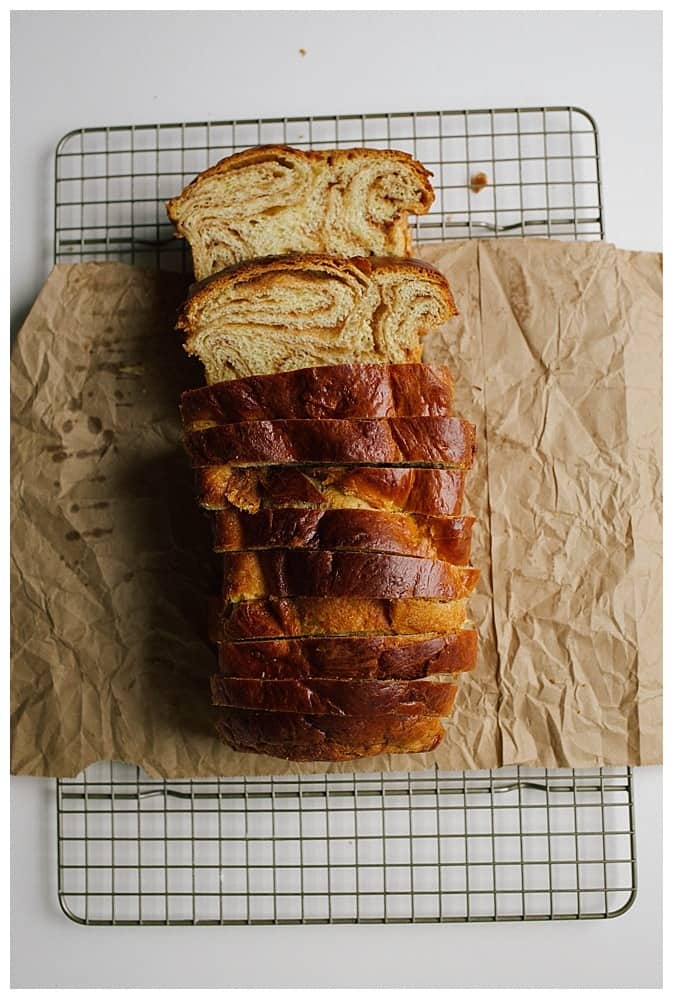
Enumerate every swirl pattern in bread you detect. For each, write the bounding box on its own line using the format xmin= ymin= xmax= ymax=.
xmin=176 ymin=255 xmax=456 ymax=383
xmin=167 ymin=145 xmax=435 ymax=279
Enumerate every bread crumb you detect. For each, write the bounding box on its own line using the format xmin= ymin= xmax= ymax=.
xmin=470 ymin=171 xmax=488 ymax=194
xmin=299 ymin=48 xmax=307 ymax=56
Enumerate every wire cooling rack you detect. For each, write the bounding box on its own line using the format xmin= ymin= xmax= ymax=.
xmin=54 ymin=106 xmax=634 ymax=925
xmin=57 ymin=763 xmax=635 ymax=925
xmin=54 ymin=105 xmax=604 ymax=267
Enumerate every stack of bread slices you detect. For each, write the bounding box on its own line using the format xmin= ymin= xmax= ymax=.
xmin=167 ymin=145 xmax=479 ymax=762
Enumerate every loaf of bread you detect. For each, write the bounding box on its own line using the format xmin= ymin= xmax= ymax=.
xmin=211 ymin=675 xmax=458 ymax=717
xmin=215 ymin=708 xmax=445 ymax=761
xmin=176 ymin=255 xmax=456 ymax=383
xmin=196 ymin=465 xmax=467 ymax=516
xmin=166 ymin=145 xmax=435 ymax=279
xmin=168 ymin=144 xmax=478 ymax=763
xmin=185 ymin=417 xmax=476 ymax=468
xmin=217 ymin=631 xmax=479 ymax=680
xmin=209 ymin=596 xmax=468 ymax=641
xmin=220 ymin=550 xmax=480 ymax=601
xmin=180 ymin=363 xmax=454 ymax=428
xmin=212 ymin=508 xmax=474 ymax=564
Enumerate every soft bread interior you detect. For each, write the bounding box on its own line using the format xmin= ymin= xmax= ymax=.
xmin=167 ymin=147 xmax=434 ymax=278
xmin=179 ymin=258 xmax=454 ymax=383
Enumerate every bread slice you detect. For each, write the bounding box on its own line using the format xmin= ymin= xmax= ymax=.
xmin=220 ymin=550 xmax=480 ymax=601
xmin=166 ymin=145 xmax=435 ymax=279
xmin=212 ymin=508 xmax=474 ymax=564
xmin=180 ymin=363 xmax=454 ymax=428
xmin=211 ymin=675 xmax=458 ymax=717
xmin=185 ymin=417 xmax=476 ymax=468
xmin=215 ymin=708 xmax=445 ymax=761
xmin=176 ymin=255 xmax=456 ymax=383
xmin=217 ymin=631 xmax=479 ymax=680
xmin=209 ymin=596 xmax=468 ymax=641
xmin=196 ymin=465 xmax=467 ymax=516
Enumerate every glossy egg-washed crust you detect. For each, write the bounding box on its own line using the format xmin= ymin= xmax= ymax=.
xmin=168 ymin=150 xmax=478 ymax=763
xmin=196 ymin=465 xmax=467 ymax=516
xmin=185 ymin=417 xmax=476 ymax=468
xmin=215 ymin=708 xmax=446 ymax=761
xmin=217 ymin=631 xmax=478 ymax=680
xmin=209 ymin=596 xmax=468 ymax=642
xmin=211 ymin=675 xmax=458 ymax=717
xmin=211 ymin=508 xmax=474 ymax=564
xmin=220 ymin=550 xmax=480 ymax=602
xmin=180 ymin=362 xmax=454 ymax=427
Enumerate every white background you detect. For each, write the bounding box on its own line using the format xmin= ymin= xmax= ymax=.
xmin=10 ymin=10 xmax=662 ymax=988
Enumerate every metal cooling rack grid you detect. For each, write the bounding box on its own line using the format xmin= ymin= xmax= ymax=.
xmin=55 ymin=105 xmax=604 ymax=273
xmin=53 ymin=106 xmax=633 ymax=925
xmin=57 ymin=763 xmax=635 ymax=925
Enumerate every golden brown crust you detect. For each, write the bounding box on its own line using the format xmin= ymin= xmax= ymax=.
xmin=209 ymin=596 xmax=468 ymax=641
xmin=212 ymin=508 xmax=474 ymax=563
xmin=185 ymin=417 xmax=476 ymax=468
xmin=180 ymin=363 xmax=454 ymax=427
xmin=211 ymin=675 xmax=458 ymax=717
xmin=196 ymin=465 xmax=467 ymax=516
xmin=220 ymin=550 xmax=480 ymax=601
xmin=214 ymin=707 xmax=445 ymax=761
xmin=217 ymin=631 xmax=479 ymax=680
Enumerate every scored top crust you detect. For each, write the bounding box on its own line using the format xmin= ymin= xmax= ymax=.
xmin=166 ymin=145 xmax=435 ymax=279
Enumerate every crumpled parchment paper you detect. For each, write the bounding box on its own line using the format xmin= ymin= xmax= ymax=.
xmin=10 ymin=239 xmax=662 ymax=777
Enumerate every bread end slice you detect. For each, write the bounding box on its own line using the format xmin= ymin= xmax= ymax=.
xmin=166 ymin=145 xmax=435 ymax=278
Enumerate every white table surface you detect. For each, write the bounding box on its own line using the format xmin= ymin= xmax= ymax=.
xmin=10 ymin=10 xmax=662 ymax=988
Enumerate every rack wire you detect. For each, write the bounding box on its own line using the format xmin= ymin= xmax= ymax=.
xmin=54 ymin=106 xmax=634 ymax=926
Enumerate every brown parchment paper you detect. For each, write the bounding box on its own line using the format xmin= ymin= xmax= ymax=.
xmin=10 ymin=239 xmax=662 ymax=777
